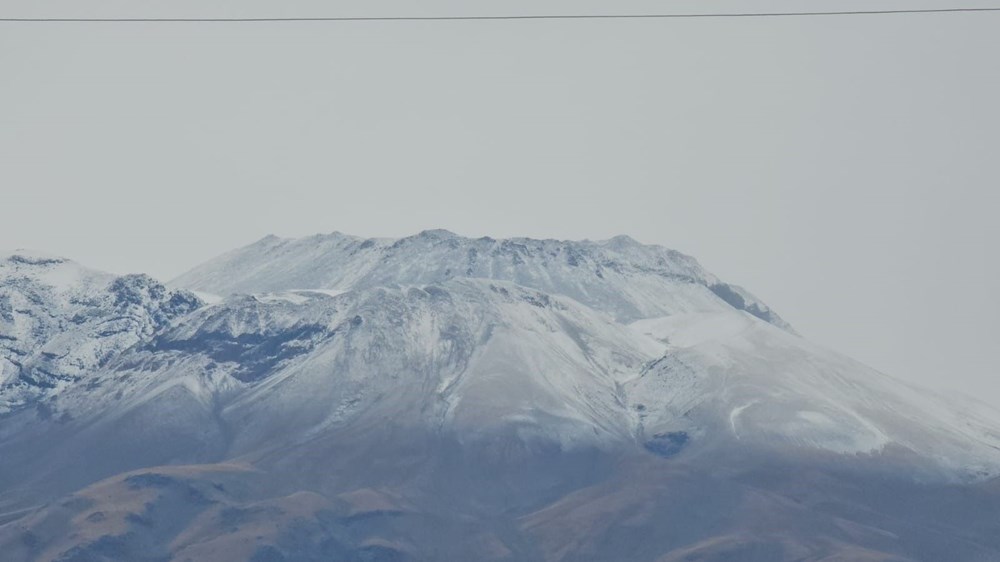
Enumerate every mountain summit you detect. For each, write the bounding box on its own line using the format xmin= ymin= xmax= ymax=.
xmin=172 ymin=230 xmax=792 ymax=330
xmin=2 ymin=233 xmax=1000 ymax=561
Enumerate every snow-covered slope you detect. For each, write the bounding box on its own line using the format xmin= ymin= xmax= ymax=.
xmin=11 ymin=281 xmax=998 ymax=484
xmin=0 ymin=251 xmax=201 ymax=413
xmin=5 ymin=237 xmax=999 ymax=476
xmin=6 ymin=235 xmax=1000 ymax=561
xmin=629 ymin=311 xmax=1000 ymax=478
xmin=171 ymin=230 xmax=792 ymax=330
xmin=38 ymin=280 xmax=659 ymax=460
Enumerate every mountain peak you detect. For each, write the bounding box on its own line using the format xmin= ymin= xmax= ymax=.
xmin=414 ymin=228 xmax=459 ymax=239
xmin=604 ymin=234 xmax=642 ymax=247
xmin=2 ymin=249 xmax=70 ymax=267
xmin=171 ymin=230 xmax=791 ymax=331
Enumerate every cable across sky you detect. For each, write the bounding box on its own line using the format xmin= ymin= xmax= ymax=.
xmin=2 ymin=6 xmax=1000 ymax=23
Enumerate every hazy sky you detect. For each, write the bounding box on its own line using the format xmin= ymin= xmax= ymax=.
xmin=2 ymin=1 xmax=998 ymax=403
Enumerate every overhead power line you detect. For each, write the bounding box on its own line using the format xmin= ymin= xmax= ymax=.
xmin=2 ymin=7 xmax=1000 ymax=23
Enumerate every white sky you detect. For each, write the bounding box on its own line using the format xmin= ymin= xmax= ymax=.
xmin=2 ymin=1 xmax=998 ymax=404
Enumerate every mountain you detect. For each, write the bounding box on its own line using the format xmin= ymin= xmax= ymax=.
xmin=171 ymin=230 xmax=792 ymax=330
xmin=2 ymin=233 xmax=1000 ymax=561
xmin=0 ymin=251 xmax=201 ymax=414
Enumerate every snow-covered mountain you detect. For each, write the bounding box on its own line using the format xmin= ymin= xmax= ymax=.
xmin=3 ymin=233 xmax=1000 ymax=562
xmin=0 ymin=251 xmax=201 ymax=413
xmin=172 ymin=230 xmax=792 ymax=330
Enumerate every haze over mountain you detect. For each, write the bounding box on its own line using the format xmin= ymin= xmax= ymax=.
xmin=2 ymin=231 xmax=1000 ymax=561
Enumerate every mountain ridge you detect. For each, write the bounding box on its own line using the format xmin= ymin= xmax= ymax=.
xmin=171 ymin=230 xmax=793 ymax=331
xmin=3 ymin=233 xmax=1000 ymax=561
xmin=0 ymin=251 xmax=201 ymax=413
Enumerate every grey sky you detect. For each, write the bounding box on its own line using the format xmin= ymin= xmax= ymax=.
xmin=2 ymin=1 xmax=998 ymax=403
